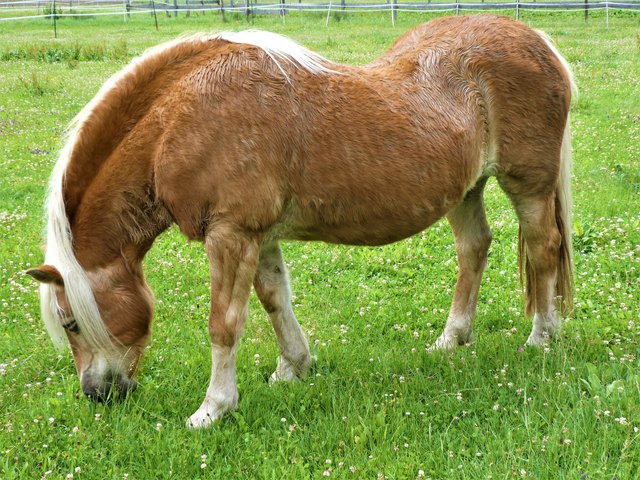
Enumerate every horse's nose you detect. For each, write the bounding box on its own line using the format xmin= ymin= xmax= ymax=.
xmin=82 ymin=372 xmax=138 ymax=402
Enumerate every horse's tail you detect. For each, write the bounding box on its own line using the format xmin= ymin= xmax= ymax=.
xmin=554 ymin=116 xmax=574 ymax=315
xmin=521 ymin=32 xmax=576 ymax=316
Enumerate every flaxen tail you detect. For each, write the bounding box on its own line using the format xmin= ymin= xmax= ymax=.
xmin=554 ymin=119 xmax=574 ymax=315
xmin=520 ymin=32 xmax=576 ymax=316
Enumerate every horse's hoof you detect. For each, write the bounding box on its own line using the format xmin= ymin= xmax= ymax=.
xmin=525 ymin=332 xmax=550 ymax=347
xmin=428 ymin=334 xmax=457 ymax=352
xmin=269 ymin=354 xmax=315 ymax=383
xmin=186 ymin=411 xmax=215 ymax=429
xmin=186 ymin=396 xmax=237 ymax=429
xmin=428 ymin=331 xmax=473 ymax=352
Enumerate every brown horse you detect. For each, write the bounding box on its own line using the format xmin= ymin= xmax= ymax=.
xmin=27 ymin=15 xmax=575 ymax=428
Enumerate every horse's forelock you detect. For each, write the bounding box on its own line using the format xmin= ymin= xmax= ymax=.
xmin=39 ymin=283 xmax=67 ymax=349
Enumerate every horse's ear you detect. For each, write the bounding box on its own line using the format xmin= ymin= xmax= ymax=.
xmin=26 ymin=265 xmax=64 ymax=285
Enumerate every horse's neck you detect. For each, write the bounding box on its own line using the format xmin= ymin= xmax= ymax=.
xmin=70 ymin=166 xmax=172 ymax=271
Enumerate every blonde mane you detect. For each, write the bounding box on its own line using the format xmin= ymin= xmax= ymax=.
xmin=214 ymin=30 xmax=335 ymax=77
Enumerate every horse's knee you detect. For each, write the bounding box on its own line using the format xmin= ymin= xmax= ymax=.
xmin=255 ymin=259 xmax=289 ymax=315
xmin=208 ymin=317 xmax=238 ymax=348
xmin=474 ymin=228 xmax=492 ymax=260
xmin=255 ymin=286 xmax=280 ymax=314
xmin=457 ymin=228 xmax=492 ymax=272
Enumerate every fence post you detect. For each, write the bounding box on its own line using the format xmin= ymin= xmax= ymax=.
xmin=392 ymin=0 xmax=397 ymax=26
xmin=455 ymin=0 xmax=460 ymax=15
xmin=584 ymin=0 xmax=588 ymax=21
xmin=173 ymin=0 xmax=177 ymax=17
xmin=280 ymin=0 xmax=285 ymax=19
xmin=516 ymin=0 xmax=519 ymax=20
xmin=220 ymin=0 xmax=226 ymax=21
xmin=151 ymin=0 xmax=159 ymax=30
xmin=52 ymin=0 xmax=57 ymax=38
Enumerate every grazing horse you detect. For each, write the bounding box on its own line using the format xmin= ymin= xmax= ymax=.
xmin=27 ymin=14 xmax=575 ymax=428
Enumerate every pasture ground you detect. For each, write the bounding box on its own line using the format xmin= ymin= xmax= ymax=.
xmin=1 ymin=10 xmax=639 ymax=480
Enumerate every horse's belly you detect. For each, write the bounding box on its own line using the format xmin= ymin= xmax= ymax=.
xmin=272 ymin=192 xmax=454 ymax=246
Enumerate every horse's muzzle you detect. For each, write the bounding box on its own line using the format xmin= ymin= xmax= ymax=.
xmin=82 ymin=372 xmax=138 ymax=402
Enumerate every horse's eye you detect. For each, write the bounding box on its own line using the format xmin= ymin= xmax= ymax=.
xmin=62 ymin=318 xmax=80 ymax=334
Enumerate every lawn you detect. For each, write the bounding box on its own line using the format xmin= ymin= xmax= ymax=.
xmin=0 ymin=9 xmax=639 ymax=479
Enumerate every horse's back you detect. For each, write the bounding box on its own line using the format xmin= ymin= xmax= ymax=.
xmin=150 ymin=17 xmax=572 ymax=245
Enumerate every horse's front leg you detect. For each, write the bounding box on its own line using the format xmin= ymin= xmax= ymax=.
xmin=253 ymin=242 xmax=312 ymax=382
xmin=432 ymin=179 xmax=492 ymax=351
xmin=187 ymin=229 xmax=262 ymax=429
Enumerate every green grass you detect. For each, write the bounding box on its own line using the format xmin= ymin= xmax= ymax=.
xmin=1 ymin=10 xmax=639 ymax=480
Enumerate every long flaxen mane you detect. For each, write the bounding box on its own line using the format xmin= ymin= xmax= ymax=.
xmin=40 ymin=30 xmax=335 ymax=351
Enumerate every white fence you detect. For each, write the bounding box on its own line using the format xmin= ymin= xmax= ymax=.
xmin=1 ymin=0 xmax=638 ymax=22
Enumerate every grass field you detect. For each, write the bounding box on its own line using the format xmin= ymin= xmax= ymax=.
xmin=1 ymin=10 xmax=639 ymax=480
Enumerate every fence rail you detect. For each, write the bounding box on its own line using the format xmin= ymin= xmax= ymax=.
xmin=0 ymin=0 xmax=638 ymax=23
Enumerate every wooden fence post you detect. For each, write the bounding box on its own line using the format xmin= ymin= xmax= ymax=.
xmin=52 ymin=0 xmax=57 ymax=38
xmin=151 ymin=0 xmax=159 ymax=30
xmin=584 ymin=0 xmax=589 ymax=21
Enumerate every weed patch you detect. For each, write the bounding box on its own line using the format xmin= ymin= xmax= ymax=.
xmin=17 ymin=71 xmax=54 ymax=96
xmin=1 ymin=40 xmax=129 ymax=62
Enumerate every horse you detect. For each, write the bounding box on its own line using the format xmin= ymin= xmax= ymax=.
xmin=27 ymin=14 xmax=576 ymax=428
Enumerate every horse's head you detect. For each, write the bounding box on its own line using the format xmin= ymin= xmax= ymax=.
xmin=27 ymin=260 xmax=153 ymax=401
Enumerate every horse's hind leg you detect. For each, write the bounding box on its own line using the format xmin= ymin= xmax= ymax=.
xmin=505 ymin=191 xmax=563 ymax=345
xmin=254 ymin=242 xmax=312 ymax=382
xmin=187 ymin=229 xmax=261 ymax=429
xmin=432 ymin=178 xmax=492 ymax=351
